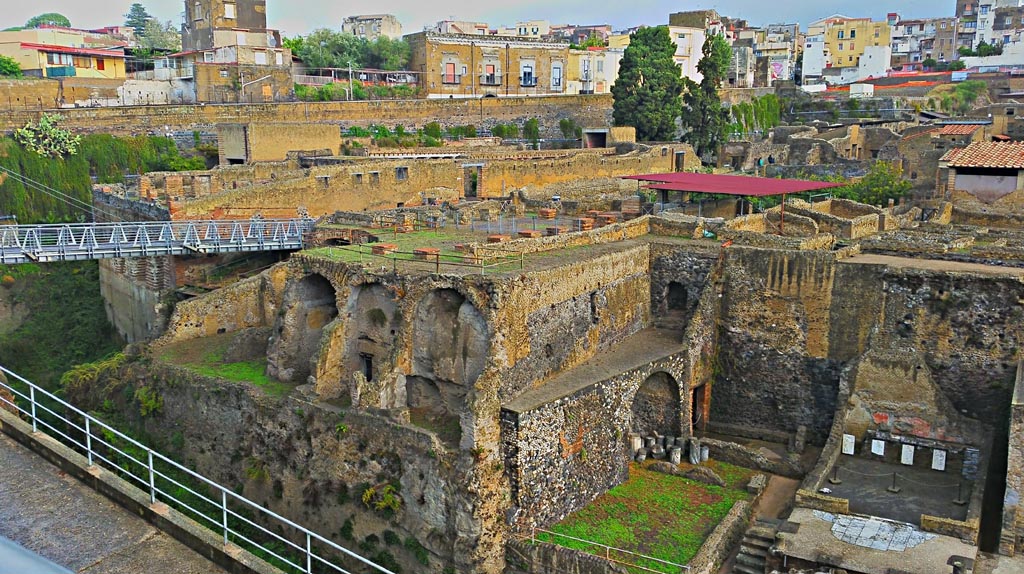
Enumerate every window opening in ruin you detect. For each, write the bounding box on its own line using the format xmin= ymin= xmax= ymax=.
xmin=369 ymin=172 xmax=380 ymax=184
xmin=353 ymin=173 xmax=363 ymax=184
xmin=360 ymin=353 xmax=374 ymax=382
xmin=395 ymin=167 xmax=408 ymax=181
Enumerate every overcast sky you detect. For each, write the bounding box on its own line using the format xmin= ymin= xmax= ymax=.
xmin=5 ymin=1 xmax=947 ymax=38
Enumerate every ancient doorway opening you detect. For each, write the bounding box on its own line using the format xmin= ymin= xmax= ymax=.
xmin=462 ymin=165 xmax=483 ymax=198
xmin=266 ymin=273 xmax=338 ymax=384
xmin=631 ymin=372 xmax=681 ymax=437
xmin=674 ymin=151 xmax=687 ymax=171
xmin=691 ymin=384 xmax=707 ymax=433
xmin=662 ymin=281 xmax=688 ymax=330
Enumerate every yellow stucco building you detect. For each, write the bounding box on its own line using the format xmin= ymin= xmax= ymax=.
xmin=0 ymin=28 xmax=127 ymax=79
xmin=823 ymin=17 xmax=891 ymax=68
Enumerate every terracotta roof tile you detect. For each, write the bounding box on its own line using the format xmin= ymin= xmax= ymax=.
xmin=938 ymin=124 xmax=983 ymax=135
xmin=942 ymin=142 xmax=1024 ymax=169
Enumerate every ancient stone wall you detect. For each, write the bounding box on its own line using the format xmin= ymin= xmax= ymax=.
xmin=0 ymin=94 xmax=614 ymax=136
xmin=1002 ymin=363 xmax=1024 ymax=555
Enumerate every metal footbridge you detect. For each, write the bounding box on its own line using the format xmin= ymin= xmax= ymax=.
xmin=0 ymin=218 xmax=315 ymax=264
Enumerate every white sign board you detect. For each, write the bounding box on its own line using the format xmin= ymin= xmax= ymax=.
xmin=901 ymin=444 xmax=915 ymax=465
xmin=932 ymin=449 xmax=947 ymax=471
xmin=871 ymin=439 xmax=885 ymax=456
xmin=841 ymin=434 xmax=856 ymax=455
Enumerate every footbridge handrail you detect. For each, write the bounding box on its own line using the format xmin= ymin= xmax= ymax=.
xmin=0 ymin=364 xmax=395 ymax=574
xmin=0 ymin=217 xmax=316 ymax=264
xmin=529 ymin=527 xmax=691 ymax=573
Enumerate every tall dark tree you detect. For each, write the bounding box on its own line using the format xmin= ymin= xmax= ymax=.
xmin=611 ymin=26 xmax=684 ymax=141
xmin=681 ymin=32 xmax=731 ymax=161
xmin=124 ymin=3 xmax=152 ymax=36
xmin=25 ymin=13 xmax=71 ymax=28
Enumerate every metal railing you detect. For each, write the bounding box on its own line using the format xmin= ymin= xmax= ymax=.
xmin=441 ymin=74 xmax=462 ymax=84
xmin=520 ymin=77 xmax=538 ymax=87
xmin=530 ymin=527 xmax=690 ymax=573
xmin=0 ymin=218 xmax=315 ymax=264
xmin=479 ymin=74 xmax=501 ymax=86
xmin=0 ymin=365 xmax=394 ymax=574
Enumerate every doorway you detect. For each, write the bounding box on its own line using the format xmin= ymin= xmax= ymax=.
xmin=691 ymin=384 xmax=707 ymax=433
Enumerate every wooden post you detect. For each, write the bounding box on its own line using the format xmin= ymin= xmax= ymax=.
xmin=779 ymin=193 xmax=786 ymax=235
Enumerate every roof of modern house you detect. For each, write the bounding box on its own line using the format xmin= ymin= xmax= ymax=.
xmin=19 ymin=42 xmax=126 ymax=58
xmin=942 ymin=142 xmax=1024 ymax=168
xmin=622 ymin=172 xmax=845 ymax=197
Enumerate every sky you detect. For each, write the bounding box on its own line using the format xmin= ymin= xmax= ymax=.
xmin=4 ymin=0 xmax=945 ymax=38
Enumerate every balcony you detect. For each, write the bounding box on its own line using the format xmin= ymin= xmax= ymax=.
xmin=479 ymin=74 xmax=501 ymax=86
xmin=441 ymin=74 xmax=462 ymax=85
xmin=520 ymin=76 xmax=537 ymax=87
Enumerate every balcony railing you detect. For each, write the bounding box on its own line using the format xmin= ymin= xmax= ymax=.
xmin=441 ymin=74 xmax=462 ymax=84
xmin=479 ymin=74 xmax=501 ymax=86
xmin=520 ymin=77 xmax=537 ymax=87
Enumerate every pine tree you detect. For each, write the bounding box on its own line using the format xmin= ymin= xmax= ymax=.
xmin=124 ymin=3 xmax=152 ymax=36
xmin=680 ymin=33 xmax=731 ymax=161
xmin=611 ymin=26 xmax=684 ymax=141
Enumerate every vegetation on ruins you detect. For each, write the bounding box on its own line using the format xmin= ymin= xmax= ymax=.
xmin=293 ymin=81 xmax=419 ymax=101
xmin=539 ymin=462 xmax=753 ymax=572
xmin=926 ymin=80 xmax=989 ymax=115
xmin=14 ymin=114 xmax=81 ymax=158
xmin=728 ymin=94 xmax=783 ymax=136
xmin=612 ymin=26 xmax=684 ymax=141
xmin=0 ymin=263 xmax=122 ymax=391
xmin=833 ymin=161 xmax=912 ymax=206
xmin=490 ymin=123 xmax=520 ymax=139
xmin=681 ymin=33 xmax=731 ymax=160
xmin=959 ymin=41 xmax=1003 ymax=58
xmin=0 ymin=55 xmax=22 ymax=78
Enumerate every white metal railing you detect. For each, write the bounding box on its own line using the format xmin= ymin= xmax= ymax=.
xmin=530 ymin=527 xmax=690 ymax=573
xmin=0 ymin=365 xmax=395 ymax=574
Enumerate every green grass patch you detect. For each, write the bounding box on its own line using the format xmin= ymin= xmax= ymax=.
xmin=158 ymin=333 xmax=294 ymax=397
xmin=538 ymin=462 xmax=754 ymax=572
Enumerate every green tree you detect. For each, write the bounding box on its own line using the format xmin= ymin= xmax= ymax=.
xmin=681 ymin=32 xmax=731 ymax=160
xmin=834 ymin=161 xmax=911 ymax=206
xmin=25 ymin=13 xmax=71 ymax=28
xmin=523 ymin=118 xmax=540 ymax=148
xmin=364 ymin=37 xmax=410 ymax=70
xmin=611 ymin=26 xmax=684 ymax=141
xmin=922 ymin=58 xmax=937 ymax=70
xmin=0 ymin=55 xmax=22 ymax=77
xmin=948 ymin=60 xmax=966 ymax=71
xmin=139 ymin=18 xmax=181 ymax=51
xmin=297 ymin=28 xmax=367 ymax=70
xmin=124 ymin=3 xmax=152 ymax=36
xmin=282 ymin=36 xmax=304 ymax=53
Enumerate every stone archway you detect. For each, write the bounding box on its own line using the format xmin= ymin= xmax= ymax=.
xmin=631 ymin=371 xmax=682 ymax=438
xmin=266 ymin=274 xmax=338 ymax=384
xmin=407 ymin=288 xmax=488 ymax=447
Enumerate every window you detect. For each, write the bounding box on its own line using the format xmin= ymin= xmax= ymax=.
xmin=981 ymin=5 xmax=989 ymax=14
xmin=353 ymin=173 xmax=363 ymax=184
xmin=875 ymin=29 xmax=880 ymax=38
xmin=552 ymin=64 xmax=562 ymax=88
xmin=254 ymin=51 xmax=267 ymax=65
xmin=204 ymin=51 xmax=214 ymax=62
xmin=395 ymin=166 xmax=408 ymax=181
xmin=369 ymin=172 xmax=380 ymax=184
xmin=850 ymin=29 xmax=856 ymax=38
xmin=521 ymin=63 xmax=535 ymax=86
xmin=1007 ymin=108 xmax=1016 ymax=116
xmin=849 ymin=56 xmax=853 ymax=62
xmin=850 ymin=43 xmax=855 ymax=51
xmin=275 ymin=52 xmax=283 ymax=65
xmin=442 ymin=62 xmax=458 ymax=84
xmin=678 ymin=33 xmax=686 ymax=39
xmin=838 ymin=30 xmax=845 ymax=39
xmin=597 ymin=60 xmax=603 ymax=72
xmin=73 ymin=56 xmax=91 ymax=68
xmin=194 ymin=1 xmax=202 ymax=20
xmin=96 ymin=58 xmax=105 ymax=70
xmin=942 ymin=22 xmax=947 ymax=29
xmin=461 ymin=65 xmax=467 ymax=76
xmin=224 ymin=3 xmax=235 ymax=18
xmin=838 ymin=42 xmax=844 ymax=50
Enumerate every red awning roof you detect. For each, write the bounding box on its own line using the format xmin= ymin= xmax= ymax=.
xmin=622 ymin=172 xmax=845 ymax=197
xmin=20 ymin=42 xmax=126 ymax=58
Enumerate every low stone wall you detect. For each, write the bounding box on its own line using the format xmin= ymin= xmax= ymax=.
xmin=706 ymin=422 xmax=791 ymax=445
xmin=921 ymin=514 xmax=980 ymax=543
xmin=952 ymin=205 xmax=1024 ymax=229
xmin=648 ymin=215 xmax=703 ymax=238
xmin=716 ymin=229 xmax=836 ymax=251
xmin=702 ymin=438 xmax=805 ymax=479
xmin=504 ymin=539 xmax=629 ymax=574
xmin=467 ymin=216 xmax=650 ymax=257
xmin=688 ymin=501 xmax=753 ymax=574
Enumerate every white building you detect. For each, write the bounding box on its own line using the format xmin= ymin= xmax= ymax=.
xmin=822 ymin=45 xmax=891 ymax=84
xmin=801 ymin=34 xmax=829 ymax=84
xmin=668 ymin=25 xmax=707 ymax=83
xmin=978 ymin=1 xmax=1023 ymax=47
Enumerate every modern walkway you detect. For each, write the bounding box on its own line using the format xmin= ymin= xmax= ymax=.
xmin=0 ymin=218 xmax=313 ymax=264
xmin=0 ymin=433 xmax=228 ymax=574
xmin=843 ymin=253 xmax=1024 ymax=277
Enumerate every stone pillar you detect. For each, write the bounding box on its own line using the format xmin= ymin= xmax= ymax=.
xmin=668 ymin=447 xmax=682 ymax=465
xmin=688 ymin=437 xmax=701 ymax=465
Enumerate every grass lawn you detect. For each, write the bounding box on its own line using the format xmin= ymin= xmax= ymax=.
xmin=538 ymin=461 xmax=754 ymax=573
xmin=157 ymin=333 xmax=294 ymax=397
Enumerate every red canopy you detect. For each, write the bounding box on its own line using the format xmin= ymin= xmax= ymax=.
xmin=622 ymin=172 xmax=844 ymax=197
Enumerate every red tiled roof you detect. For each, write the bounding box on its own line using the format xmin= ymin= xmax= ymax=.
xmin=938 ymin=124 xmax=983 ymax=135
xmin=942 ymin=142 xmax=1024 ymax=168
xmin=20 ymin=42 xmax=125 ymax=58
xmin=623 ymin=172 xmax=844 ymax=197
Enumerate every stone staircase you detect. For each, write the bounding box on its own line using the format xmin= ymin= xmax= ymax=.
xmin=731 ymin=519 xmax=778 ymax=574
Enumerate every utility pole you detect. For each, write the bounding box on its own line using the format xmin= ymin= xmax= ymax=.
xmin=348 ymin=61 xmax=354 ymax=100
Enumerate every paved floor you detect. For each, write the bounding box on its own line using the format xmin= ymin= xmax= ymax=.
xmin=830 ymin=457 xmax=973 ymax=524
xmin=779 ymin=507 xmax=978 ymax=574
xmin=0 ymin=433 xmax=228 ymax=574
